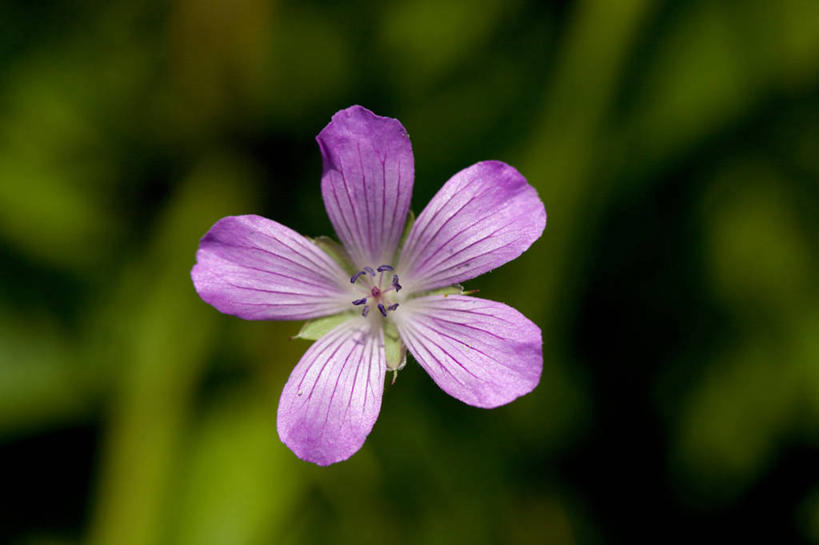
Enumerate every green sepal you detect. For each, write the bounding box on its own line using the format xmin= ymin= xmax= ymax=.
xmin=395 ymin=209 xmax=416 ymax=257
xmin=383 ymin=321 xmax=406 ymax=371
xmin=311 ymin=236 xmax=355 ymax=273
xmin=415 ymin=284 xmax=465 ymax=298
xmin=292 ymin=312 xmax=354 ymax=341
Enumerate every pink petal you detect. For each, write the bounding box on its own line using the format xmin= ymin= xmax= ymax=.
xmin=393 ymin=295 xmax=542 ymax=408
xmin=318 ymin=105 xmax=414 ymax=268
xmin=397 ymin=161 xmax=545 ymax=293
xmin=277 ymin=319 xmax=385 ymax=465
xmin=192 ymin=215 xmax=354 ymax=321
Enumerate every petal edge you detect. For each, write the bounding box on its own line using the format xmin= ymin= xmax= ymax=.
xmin=277 ymin=318 xmax=385 ymax=465
xmin=393 ymin=295 xmax=542 ymax=408
xmin=318 ymin=106 xmax=414 ymax=267
xmin=398 ymin=161 xmax=545 ymax=293
xmin=192 ymin=215 xmax=353 ymax=321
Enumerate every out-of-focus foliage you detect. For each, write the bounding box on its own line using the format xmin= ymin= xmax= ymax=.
xmin=1 ymin=0 xmax=818 ymax=544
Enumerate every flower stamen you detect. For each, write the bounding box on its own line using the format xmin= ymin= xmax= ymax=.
xmin=351 ymin=264 xmax=401 ymax=318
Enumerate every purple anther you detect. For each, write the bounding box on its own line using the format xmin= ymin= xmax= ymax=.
xmin=377 ymin=265 xmax=394 ymax=272
xmin=387 ymin=303 xmax=399 ymax=311
xmin=391 ymin=274 xmax=402 ymax=292
xmin=377 ymin=303 xmax=387 ymax=317
xmin=352 ymin=298 xmax=367 ymax=306
xmin=361 ymin=305 xmax=370 ymax=317
xmin=363 ymin=266 xmax=376 ymax=277
xmin=350 ymin=271 xmax=365 ymax=284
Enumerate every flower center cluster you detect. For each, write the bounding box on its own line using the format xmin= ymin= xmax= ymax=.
xmin=350 ymin=265 xmax=402 ymax=318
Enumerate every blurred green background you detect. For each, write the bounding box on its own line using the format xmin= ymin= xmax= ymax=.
xmin=1 ymin=0 xmax=818 ymax=543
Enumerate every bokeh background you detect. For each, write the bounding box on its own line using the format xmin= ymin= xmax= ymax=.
xmin=1 ymin=0 xmax=818 ymax=543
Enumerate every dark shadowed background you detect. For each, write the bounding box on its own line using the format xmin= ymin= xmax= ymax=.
xmin=1 ymin=0 xmax=818 ymax=544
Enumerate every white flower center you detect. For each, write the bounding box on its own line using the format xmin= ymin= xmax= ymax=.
xmin=349 ymin=265 xmax=402 ymax=318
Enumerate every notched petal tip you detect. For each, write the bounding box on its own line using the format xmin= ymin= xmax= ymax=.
xmin=318 ymin=105 xmax=408 ymax=141
xmin=277 ymin=320 xmax=386 ymax=466
xmin=317 ymin=106 xmax=415 ymax=267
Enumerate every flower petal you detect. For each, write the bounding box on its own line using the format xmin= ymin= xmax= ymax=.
xmin=392 ymin=295 xmax=542 ymax=408
xmin=398 ymin=161 xmax=545 ymax=293
xmin=277 ymin=318 xmax=385 ymax=465
xmin=192 ymin=215 xmax=354 ymax=320
xmin=318 ymin=105 xmax=414 ymax=267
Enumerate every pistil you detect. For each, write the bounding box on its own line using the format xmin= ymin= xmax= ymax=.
xmin=350 ymin=264 xmax=401 ymax=317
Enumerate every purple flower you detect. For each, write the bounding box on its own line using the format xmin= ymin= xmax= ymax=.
xmin=192 ymin=106 xmax=547 ymax=465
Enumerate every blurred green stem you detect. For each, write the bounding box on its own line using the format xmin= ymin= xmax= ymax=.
xmin=88 ymin=162 xmax=256 ymax=545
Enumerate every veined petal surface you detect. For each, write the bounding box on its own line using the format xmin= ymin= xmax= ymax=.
xmin=393 ymin=295 xmax=542 ymax=408
xmin=318 ymin=105 xmax=414 ymax=267
xmin=192 ymin=215 xmax=353 ymax=320
xmin=277 ymin=318 xmax=385 ymax=466
xmin=398 ymin=161 xmax=545 ymax=293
